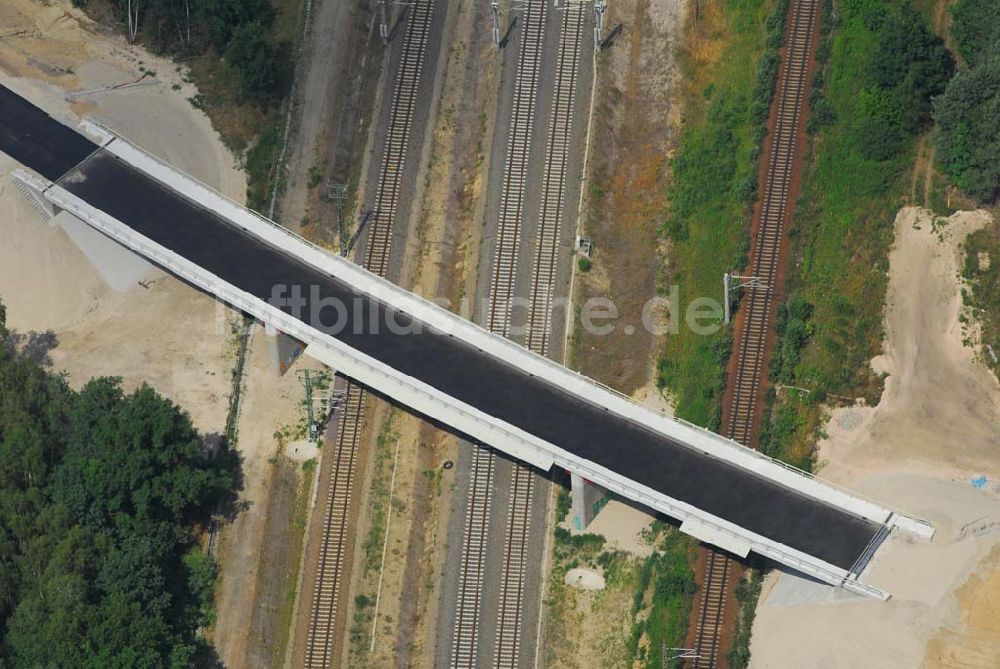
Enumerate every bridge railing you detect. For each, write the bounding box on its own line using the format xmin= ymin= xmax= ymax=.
xmin=76 ymin=121 xmax=934 ymax=540
xmin=46 ymin=181 xmax=898 ymax=599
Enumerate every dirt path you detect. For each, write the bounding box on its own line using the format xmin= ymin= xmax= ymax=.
xmin=749 ymin=207 xmax=1000 ymax=667
xmin=274 ymin=0 xmax=381 ymax=233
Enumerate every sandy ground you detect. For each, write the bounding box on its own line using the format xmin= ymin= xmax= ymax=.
xmin=215 ymin=335 xmax=319 ymax=667
xmin=0 ymin=4 xmax=316 ymax=665
xmin=0 ymin=0 xmax=244 ymax=432
xmin=582 ymin=500 xmax=656 ymax=558
xmin=565 ymin=567 xmax=606 ymax=590
xmin=749 ymin=208 xmax=1000 ymax=668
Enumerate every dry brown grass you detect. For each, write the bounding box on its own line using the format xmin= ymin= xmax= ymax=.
xmin=572 ymin=0 xmax=680 ymax=396
xmin=679 ymin=1 xmax=731 ymax=101
xmin=183 ymin=56 xmax=269 ymax=154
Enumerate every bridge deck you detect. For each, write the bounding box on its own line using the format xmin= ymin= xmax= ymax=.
xmin=0 ymin=86 xmax=95 ymax=180
xmin=56 ymin=148 xmax=879 ymax=571
xmin=0 ymin=84 xmax=919 ymax=583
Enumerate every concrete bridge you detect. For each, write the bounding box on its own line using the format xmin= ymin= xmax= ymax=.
xmin=0 ymin=85 xmax=932 ymax=599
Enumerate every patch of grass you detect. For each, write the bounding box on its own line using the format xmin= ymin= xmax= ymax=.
xmin=245 ymin=116 xmax=284 ymax=212
xmin=961 ymin=225 xmax=1000 ymax=381
xmin=726 ymin=570 xmax=764 ymax=668
xmin=270 ymin=462 xmax=314 ymax=664
xmin=362 ymin=414 xmax=398 ymax=576
xmin=757 ymin=0 xmax=950 ymax=476
xmin=307 ymin=164 xmax=323 ymax=189
xmin=555 ymin=487 xmax=572 ymax=523
xmin=623 ymin=523 xmax=697 ymax=669
xmin=657 ymin=0 xmax=779 ymax=428
xmin=790 ymin=0 xmax=946 ymax=402
xmin=553 ymin=527 xmax=607 ymax=568
xmin=758 ymin=387 xmax=824 ymax=470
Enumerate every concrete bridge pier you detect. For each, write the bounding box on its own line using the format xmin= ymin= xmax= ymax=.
xmin=266 ymin=326 xmax=305 ymax=375
xmin=570 ymin=471 xmax=609 ymax=531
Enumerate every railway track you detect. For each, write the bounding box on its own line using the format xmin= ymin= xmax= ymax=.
xmin=486 ymin=0 xmax=547 ymax=336
xmin=304 ymin=384 xmax=365 ymax=668
xmin=689 ymin=0 xmax=819 ymax=666
xmin=450 ymin=2 xmax=546 ymax=665
xmin=525 ymin=2 xmax=585 ymax=355
xmin=365 ymin=0 xmax=434 ymax=278
xmin=302 ymin=1 xmax=435 ymax=665
xmin=450 ymin=2 xmax=587 ymax=667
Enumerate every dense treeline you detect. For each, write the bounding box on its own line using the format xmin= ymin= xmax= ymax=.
xmin=933 ymin=0 xmax=1000 ymax=203
xmin=74 ymin=0 xmax=284 ymax=103
xmin=0 ymin=301 xmax=236 ymax=665
xmin=847 ymin=1 xmax=953 ymax=160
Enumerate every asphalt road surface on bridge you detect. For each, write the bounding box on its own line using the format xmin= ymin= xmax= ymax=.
xmin=0 ymin=84 xmax=882 ymax=572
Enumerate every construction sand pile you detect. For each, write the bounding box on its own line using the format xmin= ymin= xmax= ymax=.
xmin=0 ymin=6 xmax=298 ymax=664
xmin=750 ymin=208 xmax=1000 ymax=668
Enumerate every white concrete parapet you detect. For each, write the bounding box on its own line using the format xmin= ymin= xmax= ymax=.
xmin=45 ymin=174 xmax=891 ymax=599
xmin=85 ymin=120 xmax=935 ymax=540
xmin=9 ymin=169 xmax=55 ymax=221
xmin=48 ymin=122 xmax=936 ymax=597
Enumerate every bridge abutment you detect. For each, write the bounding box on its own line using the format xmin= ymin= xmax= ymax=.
xmin=10 ymin=169 xmax=154 ymax=292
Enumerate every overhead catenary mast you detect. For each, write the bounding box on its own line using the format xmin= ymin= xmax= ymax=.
xmin=593 ymin=0 xmax=606 ymax=51
xmin=379 ymin=0 xmax=390 ymax=43
xmin=491 ymin=0 xmax=501 ymax=46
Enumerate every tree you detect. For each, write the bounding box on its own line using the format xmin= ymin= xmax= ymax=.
xmin=934 ymin=56 xmax=1000 ymax=203
xmin=225 ymin=21 xmax=280 ymax=103
xmin=853 ymin=87 xmax=906 ymax=160
xmin=950 ymin=0 xmax=1000 ymax=67
xmin=867 ymin=5 xmax=953 ymax=132
xmin=0 ymin=298 xmax=235 ymax=664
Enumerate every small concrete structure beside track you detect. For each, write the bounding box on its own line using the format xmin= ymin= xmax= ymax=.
xmin=0 ymin=84 xmax=934 ymax=599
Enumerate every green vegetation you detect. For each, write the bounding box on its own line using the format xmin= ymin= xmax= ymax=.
xmin=726 ymin=570 xmax=764 ymax=668
xmin=657 ymin=0 xmax=783 ymax=428
xmin=349 ymin=413 xmax=397 ymax=657
xmin=0 ymin=300 xmax=236 ymax=665
xmin=624 ymin=523 xmax=696 ymax=669
xmin=271 ymin=458 xmax=315 ymax=665
xmin=933 ymin=0 xmax=1000 ymax=203
xmin=759 ymin=0 xmax=950 ymax=468
xmin=961 ymin=228 xmax=1000 ymax=380
xmin=555 ymin=486 xmax=572 ymax=523
xmin=544 ymin=493 xmax=696 ymax=668
xmin=75 ymin=0 xmax=301 ymax=211
xmin=949 ymin=0 xmax=1000 ymax=67
xmin=577 ymin=256 xmax=592 ymax=272
xmin=78 ymin=0 xmax=287 ymax=105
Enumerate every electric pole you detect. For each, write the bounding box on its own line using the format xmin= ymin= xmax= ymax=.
xmin=593 ymin=0 xmax=606 ymax=51
xmin=723 ymin=272 xmax=762 ymax=324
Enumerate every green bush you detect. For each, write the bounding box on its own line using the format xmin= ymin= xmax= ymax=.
xmin=854 ymin=87 xmax=906 ymax=161
xmin=950 ymin=0 xmax=1000 ymax=67
xmin=226 ymin=21 xmax=281 ymax=104
xmin=0 ymin=300 xmax=236 ymax=665
xmin=555 ymin=488 xmax=572 ymax=523
xmin=850 ymin=3 xmax=953 ymax=160
xmin=934 ymin=57 xmax=1000 ymax=203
